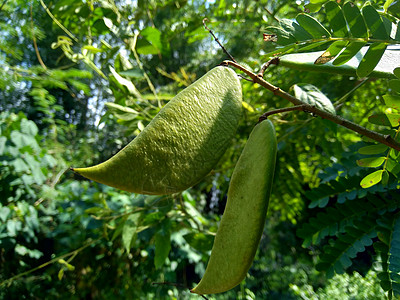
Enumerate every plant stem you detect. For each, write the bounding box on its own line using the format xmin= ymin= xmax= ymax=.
xmin=0 ymin=237 xmax=102 ymax=287
xmin=203 ymin=18 xmax=237 ymax=63
xmin=223 ymin=60 xmax=400 ymax=152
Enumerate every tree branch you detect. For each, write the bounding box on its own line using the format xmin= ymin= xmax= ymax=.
xmin=203 ymin=18 xmax=237 ymax=63
xmin=223 ymin=60 xmax=400 ymax=152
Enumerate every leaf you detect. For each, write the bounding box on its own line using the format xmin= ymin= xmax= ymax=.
xmin=242 ymin=101 xmax=255 ymax=113
xmin=280 ymin=19 xmax=313 ymax=41
xmin=265 ymin=26 xmax=297 ymax=46
xmin=362 ymin=5 xmax=390 ymax=39
xmin=296 ymin=13 xmax=331 ymax=39
xmin=389 ymin=80 xmax=400 ymax=94
xmin=105 ymin=102 xmax=139 ymax=114
xmin=279 ymin=46 xmax=399 ymax=78
xmin=384 ymin=95 xmax=400 ymax=111
xmin=358 ymin=144 xmax=389 ymax=155
xmin=58 ymin=268 xmax=64 ymax=280
xmin=394 ymin=67 xmax=400 ymax=79
xmin=325 ymin=1 xmax=349 ymax=37
xmin=109 ymin=67 xmax=143 ymax=99
xmin=357 ymin=43 xmax=388 ymax=78
xmin=333 ymin=42 xmax=366 ymax=66
xmin=154 ymin=229 xmax=171 ymax=269
xmin=119 ymin=69 xmax=144 ymax=79
xmin=139 ymin=27 xmax=169 ymax=56
xmin=183 ymin=232 xmax=214 ymax=252
xmin=122 ymin=214 xmax=140 ymax=253
xmin=356 ymin=157 xmax=386 ymax=168
xmin=389 ymin=214 xmax=400 ymax=297
xmin=368 ymin=113 xmax=400 ymax=127
xmin=360 ymin=170 xmax=384 ymax=188
xmin=343 ymin=2 xmax=368 ymax=38
xmin=293 ymin=83 xmax=336 ymax=115
xmin=315 ymin=41 xmax=348 ymax=64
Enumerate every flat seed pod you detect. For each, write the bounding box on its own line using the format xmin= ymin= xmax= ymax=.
xmin=72 ymin=66 xmax=242 ymax=194
xmin=191 ymin=119 xmax=277 ymax=295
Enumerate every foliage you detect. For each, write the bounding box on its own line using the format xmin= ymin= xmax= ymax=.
xmin=2 ymin=0 xmax=400 ymax=299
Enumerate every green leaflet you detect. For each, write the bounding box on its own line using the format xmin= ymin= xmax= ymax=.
xmin=389 ymin=214 xmax=400 ymax=297
xmin=368 ymin=113 xmax=400 ymax=127
xmin=358 ymin=144 xmax=389 ymax=155
xmin=315 ymin=40 xmax=348 ymax=64
xmin=292 ymin=83 xmax=336 ymax=115
xmin=296 ymin=13 xmax=331 ymax=39
xmin=384 ymin=95 xmax=400 ymax=110
xmin=279 ymin=45 xmax=399 ymax=78
xmin=332 ymin=41 xmax=366 ymax=66
xmin=280 ymin=19 xmax=313 ymax=41
xmin=154 ymin=227 xmax=171 ymax=269
xmin=356 ymin=157 xmax=386 ymax=168
xmin=357 ymin=42 xmax=388 ymax=78
xmin=325 ymin=1 xmax=349 ymax=37
xmin=122 ymin=214 xmax=140 ymax=253
xmin=316 ymin=219 xmax=377 ymax=278
xmin=343 ymin=1 xmax=368 ymax=38
xmin=362 ymin=5 xmax=390 ymax=39
xmin=360 ymin=170 xmax=384 ymax=188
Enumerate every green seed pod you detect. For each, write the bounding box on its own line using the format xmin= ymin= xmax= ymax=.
xmin=72 ymin=66 xmax=242 ymax=195
xmin=191 ymin=119 xmax=277 ymax=295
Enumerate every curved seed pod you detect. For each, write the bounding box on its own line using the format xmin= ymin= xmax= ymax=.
xmin=72 ymin=66 xmax=242 ymax=195
xmin=191 ymin=119 xmax=277 ymax=295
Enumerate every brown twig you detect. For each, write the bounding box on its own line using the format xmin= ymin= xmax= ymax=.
xmin=257 ymin=57 xmax=280 ymax=78
xmin=203 ymin=18 xmax=237 ymax=63
xmin=224 ymin=60 xmax=400 ymax=152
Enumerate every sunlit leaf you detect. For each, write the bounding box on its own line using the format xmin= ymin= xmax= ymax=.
xmin=325 ymin=1 xmax=349 ymax=37
xmin=358 ymin=144 xmax=389 ymax=155
xmin=242 ymin=101 xmax=255 ymax=113
xmin=315 ymin=41 xmax=348 ymax=64
xmin=360 ymin=170 xmax=384 ymax=188
xmin=343 ymin=2 xmax=369 ymax=38
xmin=357 ymin=157 xmax=386 ymax=168
xmin=357 ymin=43 xmax=388 ymax=78
xmin=293 ymin=83 xmax=336 ymax=115
xmin=368 ymin=113 xmax=400 ymax=127
xmin=296 ymin=13 xmax=331 ymax=39
xmin=265 ymin=26 xmax=297 ymax=46
xmin=362 ymin=5 xmax=390 ymax=39
xmin=105 ymin=102 xmax=139 ymax=114
xmin=384 ymin=95 xmax=400 ymax=111
xmin=119 ymin=69 xmax=144 ymax=79
xmin=333 ymin=42 xmax=366 ymax=66
xmin=280 ymin=19 xmax=313 ymax=41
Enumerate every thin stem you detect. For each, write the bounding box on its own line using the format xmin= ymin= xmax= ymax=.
xmin=203 ymin=18 xmax=237 ymax=63
xmin=39 ymin=0 xmax=78 ymax=43
xmin=0 ymin=237 xmax=101 ymax=287
xmin=259 ymin=105 xmax=308 ymax=122
xmin=257 ymin=57 xmax=280 ymax=78
xmin=128 ymin=34 xmax=160 ymax=107
xmin=263 ymin=6 xmax=280 ymax=23
xmin=334 ymin=78 xmax=369 ymax=110
xmin=224 ymin=60 xmax=400 ymax=152
xmin=30 ymin=4 xmax=47 ymax=69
